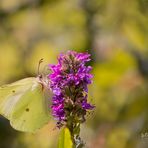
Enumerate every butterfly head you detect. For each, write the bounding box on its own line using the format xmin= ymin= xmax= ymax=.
xmin=37 ymin=59 xmax=50 ymax=90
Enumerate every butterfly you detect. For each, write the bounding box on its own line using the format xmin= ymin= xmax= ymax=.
xmin=0 ymin=59 xmax=52 ymax=133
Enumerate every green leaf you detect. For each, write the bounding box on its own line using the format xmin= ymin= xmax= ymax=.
xmin=58 ymin=127 xmax=73 ymax=148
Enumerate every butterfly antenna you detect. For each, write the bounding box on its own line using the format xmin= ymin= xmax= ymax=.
xmin=38 ymin=58 xmax=44 ymax=75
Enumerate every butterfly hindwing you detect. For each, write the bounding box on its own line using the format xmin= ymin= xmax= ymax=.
xmin=0 ymin=77 xmax=51 ymax=132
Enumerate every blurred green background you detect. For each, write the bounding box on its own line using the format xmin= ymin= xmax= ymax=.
xmin=0 ymin=0 xmax=148 ymax=147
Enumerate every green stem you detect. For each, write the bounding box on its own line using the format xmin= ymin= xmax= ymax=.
xmin=66 ymin=122 xmax=84 ymax=148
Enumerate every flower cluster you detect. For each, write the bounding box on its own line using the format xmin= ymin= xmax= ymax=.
xmin=48 ymin=50 xmax=94 ymax=127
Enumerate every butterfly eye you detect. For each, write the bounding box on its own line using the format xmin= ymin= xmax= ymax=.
xmin=39 ymin=75 xmax=42 ymax=79
xmin=38 ymin=75 xmax=44 ymax=83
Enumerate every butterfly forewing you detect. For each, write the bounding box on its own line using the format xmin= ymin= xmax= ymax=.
xmin=0 ymin=78 xmax=34 ymax=118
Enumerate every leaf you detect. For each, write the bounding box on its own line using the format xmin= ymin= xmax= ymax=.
xmin=58 ymin=127 xmax=73 ymax=148
xmin=0 ymin=77 xmax=51 ymax=132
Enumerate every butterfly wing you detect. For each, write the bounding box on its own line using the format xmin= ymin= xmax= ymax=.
xmin=0 ymin=77 xmax=51 ymax=132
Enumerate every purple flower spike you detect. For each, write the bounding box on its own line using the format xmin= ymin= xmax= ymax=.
xmin=48 ymin=50 xmax=94 ymax=127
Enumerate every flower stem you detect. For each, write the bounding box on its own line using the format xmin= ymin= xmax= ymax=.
xmin=66 ymin=122 xmax=84 ymax=148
